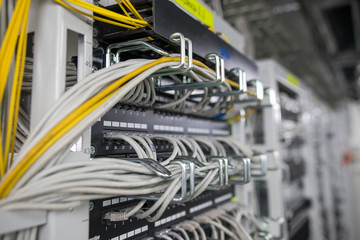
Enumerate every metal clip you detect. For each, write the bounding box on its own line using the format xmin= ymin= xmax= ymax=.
xmin=251 ymin=154 xmax=267 ymax=177
xmin=170 ymin=160 xmax=195 ymax=202
xmin=155 ymin=53 xmax=224 ymax=91
xmin=229 ymin=157 xmax=251 ymax=185
xmin=236 ymin=68 xmax=247 ymax=93
xmin=184 ymin=38 xmax=193 ymax=70
xmin=105 ymin=40 xmax=170 ymax=67
xmin=233 ymin=79 xmax=264 ymax=104
xmin=207 ymin=157 xmax=229 ymax=190
xmin=255 ymin=232 xmax=273 ymax=240
xmin=170 ymin=33 xmax=186 ymax=69
xmin=266 ymin=150 xmax=280 ymax=171
xmin=175 ymin=156 xmax=205 ymax=168
xmin=252 ymin=87 xmax=276 ymax=109
xmin=265 ymin=87 xmax=275 ymax=106
xmin=269 ymin=217 xmax=285 ymax=240
xmin=250 ymin=79 xmax=264 ymax=101
xmin=150 ymin=33 xmax=191 ymax=78
xmin=128 ymin=160 xmax=194 ymax=202
xmin=255 ymin=216 xmax=284 ymax=240
xmin=189 ymin=67 xmax=247 ymax=98
xmin=206 ymin=53 xmax=225 ymax=84
xmin=126 ymin=158 xmax=172 ymax=179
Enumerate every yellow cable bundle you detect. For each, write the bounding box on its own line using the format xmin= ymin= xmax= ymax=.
xmin=0 ymin=0 xmax=150 ymax=178
xmin=8 ymin=0 xmax=30 ymax=166
xmin=0 ymin=0 xmax=31 ymax=178
xmin=55 ymin=0 xmax=138 ymax=29
xmin=57 ymin=0 xmax=151 ymax=28
xmin=229 ymin=108 xmax=256 ymax=122
xmin=0 ymin=57 xmax=181 ymax=198
xmin=0 ymin=54 xmax=262 ymax=197
xmin=0 ymin=57 xmax=248 ymax=198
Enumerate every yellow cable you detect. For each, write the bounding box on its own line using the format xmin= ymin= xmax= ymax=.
xmin=246 ymin=90 xmax=257 ymax=97
xmin=3 ymin=23 xmax=25 ymax=168
xmin=4 ymin=0 xmax=30 ymax=169
xmin=208 ymin=27 xmax=215 ymax=34
xmin=208 ymin=27 xmax=229 ymax=43
xmin=194 ymin=61 xmax=258 ymax=98
xmin=9 ymin=0 xmax=30 ymax=167
xmin=0 ymin=0 xmax=27 ymax=104
xmin=60 ymin=0 xmax=143 ymax=28
xmin=65 ymin=0 xmax=147 ymax=27
xmin=55 ymin=0 xmax=138 ymax=29
xmin=225 ymin=78 xmax=239 ymax=88
xmin=0 ymin=126 xmax=3 ymax=178
xmin=225 ymin=105 xmax=233 ymax=114
xmin=186 ymin=60 xmax=259 ymax=99
xmin=117 ymin=0 xmax=151 ymax=27
xmin=116 ymin=0 xmax=131 ymax=18
xmin=0 ymin=57 xmax=255 ymax=196
xmin=0 ymin=57 xmax=181 ymax=198
xmin=229 ymin=108 xmax=256 ymax=122
xmin=224 ymin=79 xmax=257 ymax=97
xmin=0 ymin=0 xmax=29 ymax=178
xmin=123 ymin=0 xmax=146 ymax=23
xmin=220 ymin=33 xmax=229 ymax=44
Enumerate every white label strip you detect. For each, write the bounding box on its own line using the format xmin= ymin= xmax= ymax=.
xmin=103 ymin=121 xmax=112 ymax=127
xmin=214 ymin=193 xmax=233 ymax=204
xmin=189 ymin=200 xmax=213 ymax=213
xmin=112 ymin=121 xmax=120 ymax=127
xmin=188 ymin=128 xmax=210 ymax=134
xmin=212 ymin=129 xmax=230 ymax=135
xmin=102 ymin=200 xmax=111 ymax=207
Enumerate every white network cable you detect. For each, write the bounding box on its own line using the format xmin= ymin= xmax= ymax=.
xmin=0 ymin=56 xmax=263 ymax=239
xmin=0 ymin=131 xmax=261 ymax=216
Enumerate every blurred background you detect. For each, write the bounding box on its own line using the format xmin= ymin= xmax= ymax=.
xmin=204 ymin=0 xmax=360 ymax=104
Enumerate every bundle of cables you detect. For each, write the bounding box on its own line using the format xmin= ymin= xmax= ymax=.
xmin=0 ymin=0 xmax=152 ymax=182
xmin=0 ymin=54 xmax=260 ymax=238
xmin=153 ymin=202 xmax=271 ymax=240
xmin=22 ymin=58 xmax=78 ymax=92
xmin=0 ymin=1 xmax=262 ymax=239
xmin=0 ymin=130 xmax=262 ymax=215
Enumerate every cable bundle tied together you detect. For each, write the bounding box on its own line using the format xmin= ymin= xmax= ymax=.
xmin=0 ymin=0 xmax=152 ymax=181
xmin=1 ymin=58 xmax=249 ymax=217
xmin=54 ymin=0 xmax=151 ymax=29
xmin=0 ymin=0 xmax=31 ymax=179
xmin=0 ymin=55 xmax=258 ymax=198
xmin=0 ymin=57 xmax=182 ymax=197
xmin=154 ymin=202 xmax=271 ymax=240
xmin=0 ymin=132 xmax=257 ymax=217
xmin=0 ymin=52 xmax=261 ymax=239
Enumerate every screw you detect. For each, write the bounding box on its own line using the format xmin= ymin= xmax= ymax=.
xmin=93 ymin=27 xmax=99 ymax=37
xmin=89 ymin=201 xmax=94 ymax=212
xmin=93 ymin=38 xmax=99 ymax=49
xmin=155 ymin=77 xmax=162 ymax=87
xmin=90 ymin=145 xmax=96 ymax=156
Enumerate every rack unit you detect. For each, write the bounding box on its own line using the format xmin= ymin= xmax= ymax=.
xmin=254 ymin=59 xmax=322 ymax=240
xmin=0 ymin=1 xmax=275 ymax=239
xmin=1 ymin=1 xmax=355 ymax=240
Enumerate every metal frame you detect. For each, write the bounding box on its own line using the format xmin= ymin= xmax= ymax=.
xmin=25 ymin=0 xmax=93 ymax=238
xmin=255 ymin=59 xmax=288 ymax=240
xmin=254 ymin=58 xmax=344 ymax=240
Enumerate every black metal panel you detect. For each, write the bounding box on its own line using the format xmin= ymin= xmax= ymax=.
xmin=153 ymin=0 xmax=258 ymax=80
xmin=89 ymin=187 xmax=234 ymax=240
xmin=91 ymin=106 xmax=231 ymax=157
